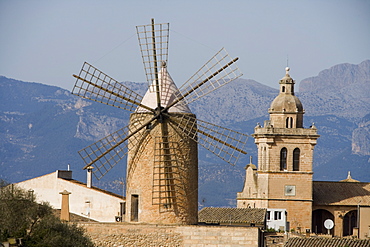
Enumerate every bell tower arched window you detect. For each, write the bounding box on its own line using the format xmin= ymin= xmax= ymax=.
xmin=280 ymin=148 xmax=287 ymax=171
xmin=286 ymin=117 xmax=293 ymax=128
xmin=293 ymin=148 xmax=300 ymax=171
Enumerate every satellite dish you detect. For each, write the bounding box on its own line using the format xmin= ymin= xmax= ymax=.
xmin=324 ymin=219 xmax=334 ymax=232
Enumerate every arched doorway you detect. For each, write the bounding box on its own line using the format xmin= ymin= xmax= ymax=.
xmin=343 ymin=210 xmax=357 ymax=236
xmin=312 ymin=209 xmax=334 ymax=235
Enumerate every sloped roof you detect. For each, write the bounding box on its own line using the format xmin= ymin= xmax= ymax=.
xmin=198 ymin=207 xmax=266 ymax=225
xmin=136 ymin=65 xmax=191 ymax=113
xmin=313 ymin=181 xmax=370 ymax=206
xmin=340 ymin=171 xmax=360 ymax=183
xmin=60 ymin=178 xmax=124 ymax=200
xmin=285 ymin=237 xmax=370 ymax=247
xmin=16 ymin=170 xmax=125 ymax=200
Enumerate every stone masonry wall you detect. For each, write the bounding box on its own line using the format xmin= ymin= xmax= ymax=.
xmin=126 ymin=113 xmax=198 ymax=225
xmin=79 ymin=223 xmax=261 ymax=247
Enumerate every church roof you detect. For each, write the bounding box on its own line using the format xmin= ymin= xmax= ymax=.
xmin=269 ymin=94 xmax=303 ymax=113
xmin=285 ymin=237 xmax=370 ymax=247
xmin=340 ymin=171 xmax=360 ymax=182
xmin=136 ymin=63 xmax=191 ymax=113
xmin=269 ymin=67 xmax=304 ymax=114
xmin=198 ymin=207 xmax=266 ymax=225
xmin=313 ymin=181 xmax=370 ymax=206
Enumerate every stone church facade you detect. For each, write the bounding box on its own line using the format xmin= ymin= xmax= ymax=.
xmin=237 ymin=67 xmax=370 ymax=238
xmin=237 ymin=67 xmax=319 ymax=232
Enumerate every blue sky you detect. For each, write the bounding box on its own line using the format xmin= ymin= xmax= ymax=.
xmin=0 ymin=0 xmax=369 ymax=90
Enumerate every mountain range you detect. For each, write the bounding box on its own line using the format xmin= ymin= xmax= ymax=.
xmin=1 ymin=60 xmax=369 ymax=207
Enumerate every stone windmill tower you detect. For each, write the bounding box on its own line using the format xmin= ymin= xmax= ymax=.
xmin=72 ymin=19 xmax=248 ymax=224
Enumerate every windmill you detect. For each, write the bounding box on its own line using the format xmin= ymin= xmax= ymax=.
xmin=71 ymin=19 xmax=248 ymax=224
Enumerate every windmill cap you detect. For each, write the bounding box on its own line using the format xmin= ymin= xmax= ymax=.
xmin=136 ymin=65 xmax=192 ymax=113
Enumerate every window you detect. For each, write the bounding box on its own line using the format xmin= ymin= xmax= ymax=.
xmin=280 ymin=148 xmax=287 ymax=171
xmin=293 ymin=148 xmax=300 ymax=171
xmin=286 ymin=117 xmax=293 ymax=128
xmin=282 ymin=86 xmax=285 ymax=92
xmin=274 ymin=211 xmax=282 ymax=220
xmin=266 ymin=211 xmax=271 ymax=220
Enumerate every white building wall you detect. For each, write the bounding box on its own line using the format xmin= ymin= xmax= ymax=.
xmin=266 ymin=208 xmax=287 ymax=231
xmin=16 ymin=171 xmax=125 ymax=222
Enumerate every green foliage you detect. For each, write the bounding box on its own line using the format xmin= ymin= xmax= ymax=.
xmin=0 ymin=180 xmax=95 ymax=246
xmin=25 ymin=216 xmax=94 ymax=247
xmin=265 ymin=227 xmax=277 ymax=232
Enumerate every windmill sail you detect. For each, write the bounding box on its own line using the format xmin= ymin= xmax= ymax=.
xmin=169 ymin=114 xmax=248 ymax=166
xmin=136 ymin=19 xmax=169 ymax=93
xmin=78 ymin=113 xmax=154 ymax=179
xmin=72 ymin=62 xmax=153 ymax=113
xmin=174 ymin=48 xmax=242 ymax=106
xmin=152 ymin=135 xmax=188 ymax=212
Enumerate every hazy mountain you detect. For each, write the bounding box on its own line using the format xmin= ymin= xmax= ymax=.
xmin=1 ymin=60 xmax=369 ymax=207
xmin=190 ymin=78 xmax=277 ymax=126
xmin=352 ymin=113 xmax=370 ymax=156
xmin=298 ymin=60 xmax=370 ymax=121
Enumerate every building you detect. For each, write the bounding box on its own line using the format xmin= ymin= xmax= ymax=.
xmin=313 ymin=172 xmax=370 ymax=238
xmin=237 ymin=67 xmax=370 ymax=239
xmin=237 ymin=67 xmax=319 ymax=232
xmin=266 ymin=208 xmax=287 ymax=232
xmin=126 ymin=63 xmax=198 ymax=225
xmin=15 ymin=170 xmax=125 ymax=222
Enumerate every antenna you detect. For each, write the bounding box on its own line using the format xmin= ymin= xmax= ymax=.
xmin=286 ymin=54 xmax=289 ymax=67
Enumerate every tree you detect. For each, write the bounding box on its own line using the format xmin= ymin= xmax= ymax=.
xmin=0 ymin=180 xmax=95 ymax=246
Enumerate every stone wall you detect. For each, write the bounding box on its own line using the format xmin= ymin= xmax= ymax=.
xmin=79 ymin=223 xmax=261 ymax=247
xmin=126 ymin=113 xmax=198 ymax=225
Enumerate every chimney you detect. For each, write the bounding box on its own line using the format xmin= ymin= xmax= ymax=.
xmin=59 ymin=190 xmax=71 ymax=221
xmin=86 ymin=166 xmax=94 ymax=188
xmin=56 ymin=170 xmax=72 ymax=180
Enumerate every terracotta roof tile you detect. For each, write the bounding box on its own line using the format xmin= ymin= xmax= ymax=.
xmin=285 ymin=237 xmax=370 ymax=247
xmin=198 ymin=207 xmax=266 ymax=225
xmin=313 ymin=181 xmax=370 ymax=206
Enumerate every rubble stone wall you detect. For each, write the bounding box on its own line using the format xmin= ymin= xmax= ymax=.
xmin=79 ymin=223 xmax=260 ymax=247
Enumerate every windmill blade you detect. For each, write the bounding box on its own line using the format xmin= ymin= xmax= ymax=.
xmin=152 ymin=135 xmax=187 ymax=211
xmin=72 ymin=62 xmax=154 ymax=113
xmin=136 ymin=19 xmax=169 ymax=93
xmin=79 ymin=114 xmax=156 ymax=180
xmin=168 ymin=114 xmax=248 ymax=166
xmin=166 ymin=48 xmax=242 ymax=111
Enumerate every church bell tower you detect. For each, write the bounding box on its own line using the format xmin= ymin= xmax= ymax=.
xmin=237 ymin=68 xmax=319 ymax=232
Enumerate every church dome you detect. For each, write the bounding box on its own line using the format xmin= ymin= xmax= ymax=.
xmin=269 ymin=67 xmax=304 ymax=114
xmin=269 ymin=94 xmax=303 ymax=113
